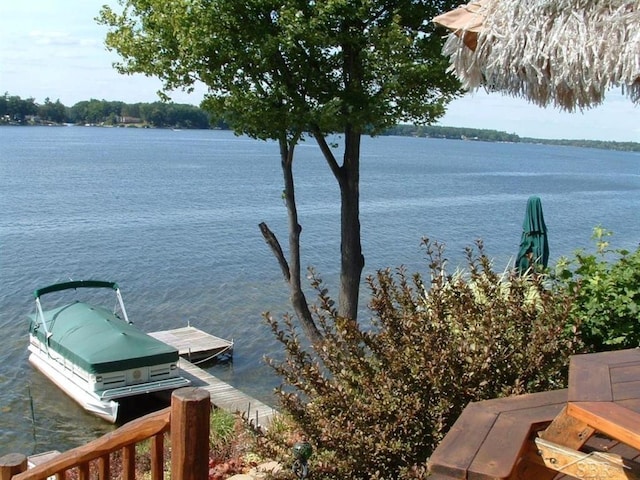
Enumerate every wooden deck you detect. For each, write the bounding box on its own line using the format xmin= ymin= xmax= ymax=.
xmin=427 ymin=389 xmax=569 ymax=480
xmin=148 ymin=326 xmax=233 ymax=363
xmin=150 ymin=326 xmax=275 ymax=428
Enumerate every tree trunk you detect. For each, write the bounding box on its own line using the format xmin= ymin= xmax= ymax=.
xmin=337 ymin=129 xmax=364 ymax=320
xmin=312 ymin=127 xmax=365 ymax=321
xmin=260 ymin=136 xmax=321 ymax=344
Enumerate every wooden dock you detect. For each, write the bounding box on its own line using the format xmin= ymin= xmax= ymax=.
xmin=179 ymin=358 xmax=276 ymax=428
xmin=149 ymin=326 xmax=233 ymax=363
xmin=150 ymin=326 xmax=275 ymax=428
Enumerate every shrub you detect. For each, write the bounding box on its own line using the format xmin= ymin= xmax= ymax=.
xmin=552 ymin=226 xmax=640 ymax=351
xmin=208 ymin=408 xmax=261 ymax=479
xmin=265 ymin=238 xmax=583 ymax=479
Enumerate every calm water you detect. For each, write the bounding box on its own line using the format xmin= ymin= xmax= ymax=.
xmin=1 ymin=126 xmax=638 ymax=454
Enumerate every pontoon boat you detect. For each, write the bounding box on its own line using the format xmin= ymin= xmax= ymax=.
xmin=28 ymin=280 xmax=190 ymax=422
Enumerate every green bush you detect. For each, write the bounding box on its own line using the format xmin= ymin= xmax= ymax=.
xmin=207 ymin=408 xmax=258 ymax=469
xmin=553 ymin=227 xmax=640 ymax=351
xmin=265 ymin=239 xmax=583 ymax=479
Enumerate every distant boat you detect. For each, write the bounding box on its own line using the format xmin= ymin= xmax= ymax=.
xmin=27 ymin=280 xmax=190 ymax=422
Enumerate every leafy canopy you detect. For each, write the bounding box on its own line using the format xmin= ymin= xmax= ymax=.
xmin=98 ymin=0 xmax=461 ymax=140
xmin=553 ymin=227 xmax=640 ymax=350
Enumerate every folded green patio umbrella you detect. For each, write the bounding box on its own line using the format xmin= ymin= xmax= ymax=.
xmin=516 ymin=196 xmax=549 ymax=273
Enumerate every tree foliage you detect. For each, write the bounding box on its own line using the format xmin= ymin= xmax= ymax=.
xmin=0 ymin=93 xmax=216 ymax=128
xmin=0 ymin=93 xmax=39 ymax=121
xmin=68 ymin=99 xmax=214 ymax=128
xmin=265 ymin=239 xmax=583 ymax=479
xmin=98 ymin=0 xmax=463 ymax=334
xmin=384 ymin=123 xmax=521 ymax=142
xmin=553 ymin=227 xmax=640 ymax=351
xmin=100 ymin=1 xmax=460 ymax=137
xmin=38 ymin=98 xmax=68 ymax=123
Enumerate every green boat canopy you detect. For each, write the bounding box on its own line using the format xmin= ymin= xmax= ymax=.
xmin=34 ymin=280 xmax=118 ymax=299
xmin=516 ymin=196 xmax=549 ymax=273
xmin=29 ymin=301 xmax=178 ymax=374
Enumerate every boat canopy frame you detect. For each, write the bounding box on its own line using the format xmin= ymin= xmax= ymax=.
xmin=34 ymin=280 xmax=119 ymax=298
xmin=33 ymin=280 xmax=132 ymax=339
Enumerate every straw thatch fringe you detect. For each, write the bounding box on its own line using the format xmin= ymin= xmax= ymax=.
xmin=442 ymin=0 xmax=640 ymax=111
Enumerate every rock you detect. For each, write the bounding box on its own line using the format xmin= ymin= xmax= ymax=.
xmin=256 ymin=461 xmax=283 ymax=474
xmin=246 ymin=461 xmax=284 ymax=478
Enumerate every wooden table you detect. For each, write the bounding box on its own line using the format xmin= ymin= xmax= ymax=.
xmin=428 ymin=349 xmax=640 ymax=480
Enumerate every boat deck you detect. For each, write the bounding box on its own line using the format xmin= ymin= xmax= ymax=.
xmin=148 ymin=326 xmax=233 ymax=363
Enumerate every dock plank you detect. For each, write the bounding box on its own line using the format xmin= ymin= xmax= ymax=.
xmin=149 ymin=326 xmax=233 ymax=362
xmin=178 ymin=358 xmax=276 ymax=428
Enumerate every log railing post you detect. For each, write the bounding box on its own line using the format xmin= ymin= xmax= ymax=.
xmin=170 ymin=387 xmax=210 ymax=480
xmin=0 ymin=453 xmax=27 ymax=480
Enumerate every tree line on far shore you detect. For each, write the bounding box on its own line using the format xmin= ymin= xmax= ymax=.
xmin=384 ymin=124 xmax=640 ymax=152
xmin=0 ymin=93 xmax=227 ymax=130
xmin=2 ymin=93 xmax=638 ymax=152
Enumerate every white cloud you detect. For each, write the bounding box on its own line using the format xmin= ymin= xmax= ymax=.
xmin=29 ymin=30 xmax=78 ymax=46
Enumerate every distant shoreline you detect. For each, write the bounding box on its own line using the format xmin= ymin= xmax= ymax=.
xmin=3 ymin=93 xmax=637 ymax=152
xmin=2 ymin=121 xmax=639 ymax=153
xmin=381 ymin=124 xmax=640 ymax=153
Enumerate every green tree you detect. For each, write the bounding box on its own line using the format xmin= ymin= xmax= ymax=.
xmin=121 ymin=102 xmax=141 ymax=119
xmin=69 ymin=99 xmax=110 ymax=124
xmin=553 ymin=227 xmax=640 ymax=350
xmin=2 ymin=94 xmax=38 ymax=122
xmin=99 ymin=0 xmax=461 ymax=340
xmin=38 ymin=98 xmax=69 ymax=123
xmin=140 ymin=102 xmax=167 ymax=127
xmin=0 ymin=92 xmax=8 ymax=118
xmin=169 ymin=103 xmax=211 ymax=129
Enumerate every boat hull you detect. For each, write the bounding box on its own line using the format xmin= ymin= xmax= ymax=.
xmin=28 ymin=337 xmax=191 ymax=423
xmin=29 ymin=351 xmax=119 ymax=422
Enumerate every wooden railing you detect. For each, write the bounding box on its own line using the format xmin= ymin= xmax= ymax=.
xmin=0 ymin=388 xmax=210 ymax=480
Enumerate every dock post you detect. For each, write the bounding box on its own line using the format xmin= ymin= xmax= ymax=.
xmin=0 ymin=453 xmax=27 ymax=480
xmin=170 ymin=387 xmax=210 ymax=480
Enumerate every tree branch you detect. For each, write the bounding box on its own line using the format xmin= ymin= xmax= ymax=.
xmin=259 ymin=222 xmax=290 ymax=283
xmin=312 ymin=128 xmax=342 ymax=180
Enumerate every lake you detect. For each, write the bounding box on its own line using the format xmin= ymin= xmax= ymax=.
xmin=1 ymin=126 xmax=638 ymax=455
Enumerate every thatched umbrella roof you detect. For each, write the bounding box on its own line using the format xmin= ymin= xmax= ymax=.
xmin=434 ymin=0 xmax=640 ymax=111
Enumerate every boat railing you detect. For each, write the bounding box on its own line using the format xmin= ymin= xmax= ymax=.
xmin=1 ymin=387 xmax=211 ymax=480
xmin=100 ymin=376 xmax=191 ymax=400
xmin=33 ymin=280 xmax=132 ymax=326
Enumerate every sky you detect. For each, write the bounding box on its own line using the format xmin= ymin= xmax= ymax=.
xmin=1 ymin=1 xmax=638 ymax=142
